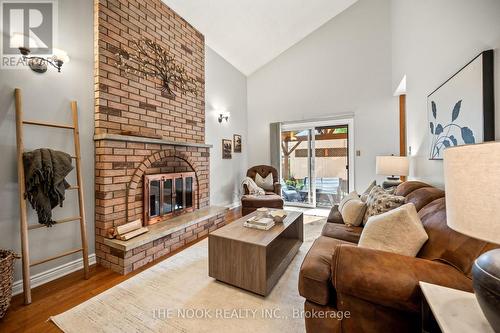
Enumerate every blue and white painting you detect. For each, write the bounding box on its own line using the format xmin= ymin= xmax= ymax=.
xmin=428 ymin=55 xmax=484 ymax=160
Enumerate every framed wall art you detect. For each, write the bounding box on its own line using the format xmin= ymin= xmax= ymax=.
xmin=233 ymin=134 xmax=242 ymax=153
xmin=222 ymin=139 xmax=232 ymax=159
xmin=427 ymin=50 xmax=494 ymax=160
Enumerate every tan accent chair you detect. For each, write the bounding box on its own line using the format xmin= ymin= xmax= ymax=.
xmin=241 ymin=165 xmax=283 ymax=216
xmin=298 ymin=181 xmax=499 ymax=333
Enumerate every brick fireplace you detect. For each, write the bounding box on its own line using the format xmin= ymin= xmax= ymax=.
xmin=93 ymin=0 xmax=226 ymax=274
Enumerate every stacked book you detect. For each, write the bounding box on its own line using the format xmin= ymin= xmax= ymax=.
xmin=243 ymin=216 xmax=275 ymax=230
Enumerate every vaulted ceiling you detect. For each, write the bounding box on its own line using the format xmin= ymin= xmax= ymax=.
xmin=163 ymin=0 xmax=358 ymax=75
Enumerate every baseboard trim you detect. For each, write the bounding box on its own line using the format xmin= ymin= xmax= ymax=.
xmin=12 ymin=254 xmax=96 ymax=296
xmin=225 ymin=202 xmax=241 ymax=210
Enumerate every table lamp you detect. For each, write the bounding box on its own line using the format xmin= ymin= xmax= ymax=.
xmin=444 ymin=141 xmax=500 ymax=332
xmin=376 ymin=155 xmax=409 ymax=189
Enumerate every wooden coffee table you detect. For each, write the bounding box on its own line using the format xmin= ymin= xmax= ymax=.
xmin=208 ymin=210 xmax=303 ymax=296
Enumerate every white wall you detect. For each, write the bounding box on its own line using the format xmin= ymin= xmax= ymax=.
xmin=247 ymin=0 xmax=397 ymax=191
xmin=391 ymin=0 xmax=500 ymax=186
xmin=205 ymin=47 xmax=248 ymax=207
xmin=0 ymin=0 xmax=94 ymax=282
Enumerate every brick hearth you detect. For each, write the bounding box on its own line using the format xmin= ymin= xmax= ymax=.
xmin=103 ymin=206 xmax=226 ymax=275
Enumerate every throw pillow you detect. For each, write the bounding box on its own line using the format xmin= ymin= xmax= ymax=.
xmin=338 ymin=191 xmax=360 ymax=212
xmin=362 ymin=185 xmax=405 ymax=225
xmin=255 ymin=173 xmax=274 ymax=191
xmin=360 ymin=180 xmax=376 ymax=202
xmin=358 ymin=203 xmax=428 ymax=257
xmin=384 ymin=186 xmax=396 ymax=195
xmin=340 ymin=198 xmax=367 ymax=226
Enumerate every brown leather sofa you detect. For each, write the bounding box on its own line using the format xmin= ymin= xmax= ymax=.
xmin=298 ymin=181 xmax=499 ymax=333
xmin=241 ymin=165 xmax=284 ymax=215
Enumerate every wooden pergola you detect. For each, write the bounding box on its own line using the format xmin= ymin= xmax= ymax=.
xmin=281 ymin=127 xmax=347 ymax=179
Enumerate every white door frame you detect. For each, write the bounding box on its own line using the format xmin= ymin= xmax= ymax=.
xmin=280 ymin=125 xmax=316 ymax=208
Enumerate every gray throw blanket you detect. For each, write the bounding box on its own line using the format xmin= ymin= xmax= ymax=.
xmin=23 ymin=149 xmax=73 ymax=227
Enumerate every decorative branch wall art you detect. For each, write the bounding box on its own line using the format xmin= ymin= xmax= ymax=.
xmin=427 ymin=50 xmax=494 ymax=160
xmin=115 ymin=38 xmax=198 ymax=98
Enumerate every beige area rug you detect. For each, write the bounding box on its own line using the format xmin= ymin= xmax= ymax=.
xmin=51 ymin=217 xmax=326 ymax=333
xmin=303 ymin=214 xmax=326 ymax=224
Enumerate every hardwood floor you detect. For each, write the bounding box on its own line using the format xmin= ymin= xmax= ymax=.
xmin=0 ymin=207 xmax=242 ymax=333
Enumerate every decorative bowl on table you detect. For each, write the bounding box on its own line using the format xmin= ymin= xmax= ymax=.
xmin=270 ymin=210 xmax=287 ymax=223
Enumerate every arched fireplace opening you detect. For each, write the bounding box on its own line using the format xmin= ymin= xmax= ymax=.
xmin=126 ymin=152 xmax=203 ymax=226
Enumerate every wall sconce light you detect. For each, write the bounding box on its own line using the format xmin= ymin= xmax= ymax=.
xmin=18 ymin=47 xmax=69 ymax=73
xmin=218 ymin=111 xmax=230 ymax=123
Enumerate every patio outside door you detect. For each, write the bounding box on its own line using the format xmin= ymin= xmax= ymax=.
xmin=280 ymin=124 xmax=350 ymax=208
xmin=281 ymin=128 xmax=315 ymax=207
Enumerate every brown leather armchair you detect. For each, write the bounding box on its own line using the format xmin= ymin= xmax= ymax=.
xmin=243 ymin=165 xmax=281 ymax=195
xmin=241 ymin=165 xmax=284 ymax=215
xmin=298 ymin=181 xmax=499 ymax=332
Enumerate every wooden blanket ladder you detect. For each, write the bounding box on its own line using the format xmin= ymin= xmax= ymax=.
xmin=14 ymin=88 xmax=90 ymax=305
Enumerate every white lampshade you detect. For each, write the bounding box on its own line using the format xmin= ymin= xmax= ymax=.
xmin=444 ymin=142 xmax=500 ymax=244
xmin=376 ymin=156 xmax=409 ymax=176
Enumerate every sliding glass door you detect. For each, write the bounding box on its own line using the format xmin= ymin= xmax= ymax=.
xmin=280 ymin=123 xmax=350 ymax=208
xmin=281 ymin=128 xmax=315 ymax=207
xmin=313 ymin=125 xmax=349 ymax=207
